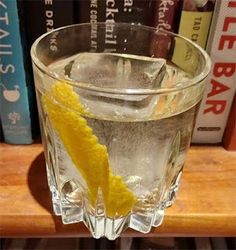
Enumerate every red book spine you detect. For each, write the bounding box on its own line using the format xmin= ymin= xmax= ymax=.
xmin=150 ymin=0 xmax=182 ymax=59
xmin=223 ymin=95 xmax=236 ymax=151
xmin=152 ymin=0 xmax=182 ymax=32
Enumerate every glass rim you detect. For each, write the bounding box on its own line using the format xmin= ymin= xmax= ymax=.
xmin=31 ymin=22 xmax=211 ymax=96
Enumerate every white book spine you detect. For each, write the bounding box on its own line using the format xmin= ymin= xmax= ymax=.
xmin=192 ymin=0 xmax=236 ymax=143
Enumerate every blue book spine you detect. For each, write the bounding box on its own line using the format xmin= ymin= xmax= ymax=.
xmin=0 ymin=0 xmax=33 ymax=144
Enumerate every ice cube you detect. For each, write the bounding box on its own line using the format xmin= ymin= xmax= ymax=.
xmin=78 ymin=91 xmax=159 ymax=120
xmin=65 ymin=52 xmax=166 ymax=90
xmin=63 ymin=53 xmax=167 ymax=119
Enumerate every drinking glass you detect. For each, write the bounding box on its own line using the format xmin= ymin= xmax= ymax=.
xmin=31 ymin=23 xmax=211 ymax=240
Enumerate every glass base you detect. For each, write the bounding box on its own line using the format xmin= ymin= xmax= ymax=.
xmin=41 ymin=99 xmax=186 ymax=239
xmin=47 ymin=174 xmax=182 ymax=240
xmin=165 ymin=171 xmax=182 ymax=207
xmin=50 ymin=195 xmax=166 ymax=240
xmin=44 ymin=119 xmax=183 ymax=240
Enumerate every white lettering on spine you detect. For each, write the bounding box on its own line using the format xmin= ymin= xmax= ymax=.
xmin=105 ymin=0 xmax=118 ymax=50
xmin=90 ymin=0 xmax=98 ymax=50
xmin=44 ymin=0 xmax=58 ymax=51
xmin=0 ymin=0 xmax=14 ymax=73
xmin=157 ymin=0 xmax=174 ymax=30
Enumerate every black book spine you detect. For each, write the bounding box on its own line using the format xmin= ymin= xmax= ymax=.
xmin=75 ymin=0 xmax=154 ymax=53
xmin=21 ymin=0 xmax=74 ymax=47
xmin=77 ymin=0 xmax=153 ymax=24
xmin=18 ymin=0 xmax=75 ymax=138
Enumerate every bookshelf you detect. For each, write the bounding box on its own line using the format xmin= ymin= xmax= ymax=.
xmin=0 ymin=143 xmax=236 ymax=237
xmin=1 ymin=0 xmax=236 ymax=239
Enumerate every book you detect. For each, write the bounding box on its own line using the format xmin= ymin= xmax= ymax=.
xmin=77 ymin=0 xmax=153 ymax=24
xmin=19 ymin=0 xmax=75 ymax=85
xmin=0 ymin=119 xmax=3 ymax=142
xmin=171 ymin=0 xmax=215 ymax=75
xmin=223 ymin=94 xmax=236 ymax=151
xmin=75 ymin=0 xmax=154 ymax=53
xmin=192 ymin=0 xmax=236 ymax=143
xmin=21 ymin=0 xmax=74 ymax=47
xmin=150 ymin=0 xmax=183 ymax=58
xmin=0 ymin=0 xmax=33 ymax=144
xmin=18 ymin=0 xmax=75 ymax=140
xmin=152 ymin=0 xmax=182 ymax=33
xmin=176 ymin=0 xmax=215 ymax=49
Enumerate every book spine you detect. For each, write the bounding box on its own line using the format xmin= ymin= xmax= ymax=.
xmin=75 ymin=0 xmax=153 ymax=52
xmin=0 ymin=119 xmax=3 ymax=142
xmin=21 ymin=0 xmax=74 ymax=75
xmin=170 ymin=1 xmax=215 ymax=78
xmin=223 ymin=94 xmax=236 ymax=150
xmin=0 ymin=0 xmax=33 ymax=144
xmin=192 ymin=0 xmax=236 ymax=143
xmin=22 ymin=0 xmax=74 ymax=47
xmin=77 ymin=0 xmax=153 ymax=24
xmin=19 ymin=0 xmax=75 ymax=138
xmin=176 ymin=0 xmax=215 ymax=49
xmin=152 ymin=0 xmax=182 ymax=32
xmin=150 ymin=0 xmax=182 ymax=58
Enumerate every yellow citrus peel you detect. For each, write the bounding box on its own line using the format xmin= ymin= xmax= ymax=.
xmin=42 ymin=82 xmax=136 ymax=217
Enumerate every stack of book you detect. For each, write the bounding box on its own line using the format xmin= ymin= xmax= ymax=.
xmin=0 ymin=0 xmax=235 ymax=149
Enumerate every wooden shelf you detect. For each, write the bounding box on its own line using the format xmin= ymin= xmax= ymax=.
xmin=0 ymin=143 xmax=236 ymax=237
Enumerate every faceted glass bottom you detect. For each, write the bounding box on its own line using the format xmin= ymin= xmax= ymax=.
xmin=46 ymin=163 xmax=181 ymax=240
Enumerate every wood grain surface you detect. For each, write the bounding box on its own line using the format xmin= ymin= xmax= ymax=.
xmin=0 ymin=143 xmax=236 ymax=237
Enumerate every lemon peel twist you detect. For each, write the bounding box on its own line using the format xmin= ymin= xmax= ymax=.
xmin=42 ymin=82 xmax=136 ymax=217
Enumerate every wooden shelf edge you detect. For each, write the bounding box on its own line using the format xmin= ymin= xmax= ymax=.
xmin=0 ymin=143 xmax=236 ymax=237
